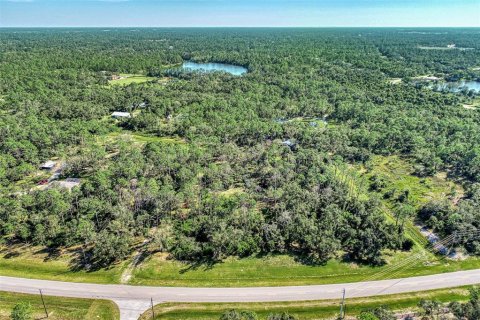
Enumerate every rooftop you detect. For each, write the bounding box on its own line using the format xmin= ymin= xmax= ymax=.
xmin=111 ymin=111 xmax=131 ymax=118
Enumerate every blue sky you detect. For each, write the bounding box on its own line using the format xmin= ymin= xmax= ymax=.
xmin=0 ymin=0 xmax=479 ymax=27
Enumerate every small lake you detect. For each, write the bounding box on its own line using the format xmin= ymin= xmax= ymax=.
xmin=431 ymin=81 xmax=480 ymax=93
xmin=181 ymin=61 xmax=247 ymax=76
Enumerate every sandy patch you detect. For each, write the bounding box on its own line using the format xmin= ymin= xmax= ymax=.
xmin=388 ymin=78 xmax=402 ymax=84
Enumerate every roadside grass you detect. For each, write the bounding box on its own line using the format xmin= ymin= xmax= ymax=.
xmin=2 ymin=237 xmax=480 ymax=288
xmin=139 ymin=286 xmax=473 ymax=320
xmin=108 ymin=73 xmax=156 ymax=86
xmin=130 ymin=252 xmax=480 ymax=287
xmin=0 ymin=245 xmax=124 ymax=284
xmin=2 ymin=156 xmax=478 ymax=288
xmin=0 ymin=291 xmax=119 ymax=320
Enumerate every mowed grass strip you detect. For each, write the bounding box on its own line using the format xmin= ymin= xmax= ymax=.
xmin=0 ymin=245 xmax=125 ymax=284
xmin=130 ymin=253 xmax=480 ymax=287
xmin=0 ymin=291 xmax=119 ymax=320
xmin=139 ymin=286 xmax=473 ymax=320
xmin=4 ymin=245 xmax=480 ymax=287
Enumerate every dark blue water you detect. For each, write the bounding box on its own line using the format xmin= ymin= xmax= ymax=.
xmin=181 ymin=61 xmax=247 ymax=76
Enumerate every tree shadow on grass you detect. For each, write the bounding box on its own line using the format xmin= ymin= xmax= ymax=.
xmin=33 ymin=247 xmax=62 ymax=262
xmin=66 ymin=247 xmax=110 ymax=273
xmin=3 ymin=251 xmax=21 ymax=259
xmin=257 ymin=251 xmax=386 ymax=268
xmin=178 ymin=257 xmax=221 ymax=274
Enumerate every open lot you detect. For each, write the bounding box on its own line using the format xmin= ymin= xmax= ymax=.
xmin=108 ymin=73 xmax=157 ymax=86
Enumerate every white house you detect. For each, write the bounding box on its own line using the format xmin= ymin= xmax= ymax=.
xmin=111 ymin=112 xmax=131 ymax=118
xmin=40 ymin=160 xmax=56 ymax=170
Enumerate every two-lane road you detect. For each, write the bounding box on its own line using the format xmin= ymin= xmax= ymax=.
xmin=2 ymin=269 xmax=480 ymax=319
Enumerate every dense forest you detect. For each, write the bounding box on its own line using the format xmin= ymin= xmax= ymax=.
xmin=1 ymin=28 xmax=480 ymax=268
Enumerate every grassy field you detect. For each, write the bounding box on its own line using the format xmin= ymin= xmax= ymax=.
xmin=0 ymin=245 xmax=124 ymax=284
xmin=108 ymin=73 xmax=157 ymax=86
xmin=130 ymin=252 xmax=480 ymax=287
xmin=3 ymin=244 xmax=480 ymax=287
xmin=139 ymin=286 xmax=473 ymax=320
xmin=0 ymin=291 xmax=119 ymax=320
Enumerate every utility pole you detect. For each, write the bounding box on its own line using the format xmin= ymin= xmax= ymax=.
xmin=339 ymin=288 xmax=346 ymax=320
xmin=39 ymin=289 xmax=48 ymax=318
xmin=150 ymin=297 xmax=155 ymax=319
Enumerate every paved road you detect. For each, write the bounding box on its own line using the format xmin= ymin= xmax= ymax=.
xmin=2 ymin=270 xmax=480 ymax=320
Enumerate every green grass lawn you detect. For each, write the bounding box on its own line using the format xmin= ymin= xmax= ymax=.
xmin=0 ymin=245 xmax=125 ymax=284
xmin=3 ymin=245 xmax=479 ymax=288
xmin=130 ymin=252 xmax=480 ymax=287
xmin=0 ymin=291 xmax=119 ymax=320
xmin=108 ymin=73 xmax=157 ymax=86
xmin=139 ymin=286 xmax=473 ymax=320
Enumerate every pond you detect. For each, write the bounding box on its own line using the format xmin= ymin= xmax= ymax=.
xmin=431 ymin=81 xmax=480 ymax=93
xmin=181 ymin=61 xmax=248 ymax=76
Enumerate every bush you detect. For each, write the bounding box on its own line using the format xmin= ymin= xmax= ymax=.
xmin=11 ymin=302 xmax=33 ymax=320
xmin=267 ymin=312 xmax=297 ymax=320
xmin=220 ymin=309 xmax=258 ymax=320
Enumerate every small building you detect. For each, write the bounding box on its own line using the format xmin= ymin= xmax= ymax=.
xmin=40 ymin=160 xmax=56 ymax=170
xmin=111 ymin=112 xmax=131 ymax=118
xmin=130 ymin=102 xmax=147 ymax=109
xmin=447 ymin=44 xmax=456 ymax=49
xmin=281 ymin=139 xmax=295 ymax=147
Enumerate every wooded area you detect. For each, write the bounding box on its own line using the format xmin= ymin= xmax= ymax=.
xmin=1 ymin=28 xmax=479 ymax=269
